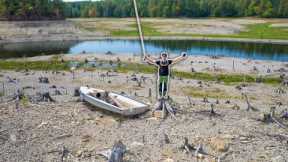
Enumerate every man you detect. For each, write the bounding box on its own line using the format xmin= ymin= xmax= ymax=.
xmin=144 ymin=52 xmax=187 ymax=98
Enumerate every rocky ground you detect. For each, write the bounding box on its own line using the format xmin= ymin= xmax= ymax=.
xmin=0 ymin=55 xmax=288 ymax=161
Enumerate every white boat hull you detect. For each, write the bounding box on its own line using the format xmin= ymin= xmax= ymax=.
xmin=80 ymin=87 xmax=149 ymax=116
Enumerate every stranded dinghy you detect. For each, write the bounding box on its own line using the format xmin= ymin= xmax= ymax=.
xmin=80 ymin=87 xmax=149 ymax=116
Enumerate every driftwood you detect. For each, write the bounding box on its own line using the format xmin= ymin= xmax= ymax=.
xmin=109 ymin=141 xmax=126 ymax=162
xmin=242 ymin=93 xmax=258 ymax=111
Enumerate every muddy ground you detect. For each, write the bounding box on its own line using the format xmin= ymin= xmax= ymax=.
xmin=1 ymin=18 xmax=288 ymax=44
xmin=0 ymin=56 xmax=288 ymax=162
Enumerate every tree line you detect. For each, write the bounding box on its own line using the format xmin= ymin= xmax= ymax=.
xmin=0 ymin=0 xmax=65 ymax=20
xmin=0 ymin=0 xmax=288 ymax=20
xmin=64 ymin=0 xmax=288 ymax=18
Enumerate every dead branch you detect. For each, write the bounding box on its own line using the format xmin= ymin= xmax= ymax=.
xmin=165 ymin=101 xmax=177 ymax=120
xmin=179 ymin=137 xmax=196 ymax=153
xmin=242 ymin=93 xmax=258 ymax=111
xmin=163 ymin=133 xmax=170 ymax=144
xmin=186 ymin=96 xmax=193 ymax=106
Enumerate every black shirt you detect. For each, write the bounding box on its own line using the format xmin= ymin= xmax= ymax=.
xmin=156 ymin=60 xmax=173 ymax=76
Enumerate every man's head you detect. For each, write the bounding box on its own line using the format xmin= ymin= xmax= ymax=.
xmin=160 ymin=52 xmax=168 ymax=60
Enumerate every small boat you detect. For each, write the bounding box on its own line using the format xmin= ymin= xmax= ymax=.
xmin=80 ymin=87 xmax=149 ymax=116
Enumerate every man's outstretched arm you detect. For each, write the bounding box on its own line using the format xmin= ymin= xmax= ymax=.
xmin=144 ymin=55 xmax=158 ymax=66
xmin=171 ymin=52 xmax=188 ymax=65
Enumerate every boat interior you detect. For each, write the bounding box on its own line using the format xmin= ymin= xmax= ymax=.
xmin=87 ymin=89 xmax=145 ymax=109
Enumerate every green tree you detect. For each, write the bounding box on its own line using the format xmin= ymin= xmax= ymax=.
xmin=278 ymin=0 xmax=288 ymax=17
xmin=0 ymin=0 xmax=6 ymax=17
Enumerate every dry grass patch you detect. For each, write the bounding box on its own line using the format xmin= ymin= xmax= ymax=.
xmin=182 ymin=86 xmax=240 ymax=99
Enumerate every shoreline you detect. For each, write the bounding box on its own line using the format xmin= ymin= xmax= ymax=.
xmin=3 ymin=53 xmax=287 ymax=76
xmin=1 ymin=36 xmax=288 ymax=45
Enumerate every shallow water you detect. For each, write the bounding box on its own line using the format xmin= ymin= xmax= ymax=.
xmin=1 ymin=39 xmax=288 ymax=61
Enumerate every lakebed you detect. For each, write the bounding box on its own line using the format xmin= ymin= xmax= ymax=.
xmin=0 ymin=53 xmax=288 ymax=162
xmin=1 ymin=17 xmax=288 ymax=162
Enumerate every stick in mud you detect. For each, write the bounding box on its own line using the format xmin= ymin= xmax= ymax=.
xmin=242 ymin=93 xmax=258 ymax=111
xmin=61 ymin=146 xmax=69 ymax=162
xmin=148 ymin=88 xmax=152 ymax=98
xmin=187 ymin=96 xmax=193 ymax=106
xmin=2 ymin=82 xmax=5 ymax=96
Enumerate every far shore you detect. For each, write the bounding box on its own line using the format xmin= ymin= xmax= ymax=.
xmin=1 ymin=18 xmax=288 ymax=45
xmin=1 ymin=36 xmax=288 ymax=45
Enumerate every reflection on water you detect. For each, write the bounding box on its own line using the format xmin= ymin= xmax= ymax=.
xmin=0 ymin=41 xmax=76 ymax=58
xmin=0 ymin=40 xmax=288 ymax=61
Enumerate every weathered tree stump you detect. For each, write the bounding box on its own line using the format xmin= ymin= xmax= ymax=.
xmin=39 ymin=77 xmax=49 ymax=84
xmin=35 ymin=92 xmax=55 ymax=102
xmin=203 ymin=97 xmax=209 ymax=103
xmin=74 ymin=88 xmax=80 ymax=97
xmin=282 ymin=80 xmax=288 ymax=87
xmin=109 ymin=141 xmax=126 ymax=162
xmin=281 ymin=110 xmax=288 ymax=120
xmin=275 ymin=87 xmax=286 ymax=94
xmin=54 ymin=90 xmax=62 ymax=96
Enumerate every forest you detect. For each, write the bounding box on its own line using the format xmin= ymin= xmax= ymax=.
xmin=0 ymin=0 xmax=288 ymax=20
xmin=0 ymin=0 xmax=65 ymax=20
xmin=65 ymin=0 xmax=288 ymax=18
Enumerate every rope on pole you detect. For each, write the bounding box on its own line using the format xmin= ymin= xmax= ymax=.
xmin=133 ymin=0 xmax=146 ymax=59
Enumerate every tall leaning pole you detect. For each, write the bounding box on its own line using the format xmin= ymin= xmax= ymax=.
xmin=132 ymin=0 xmax=146 ymax=60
